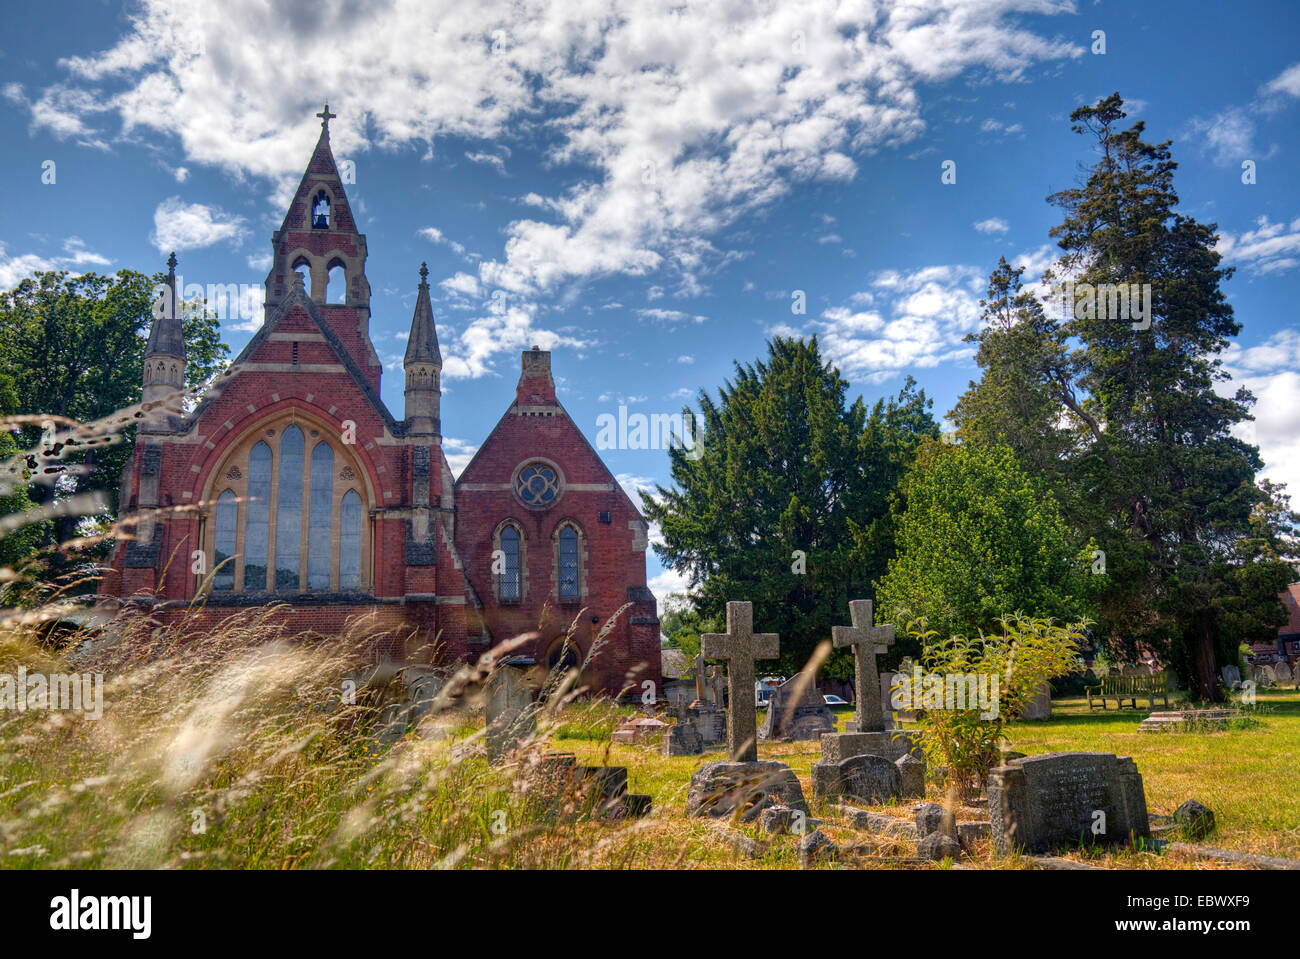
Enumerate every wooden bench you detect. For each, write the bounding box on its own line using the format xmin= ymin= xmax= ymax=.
xmin=1085 ymin=673 xmax=1170 ymax=711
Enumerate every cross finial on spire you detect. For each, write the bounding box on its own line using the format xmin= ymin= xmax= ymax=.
xmin=316 ymin=102 xmax=337 ymax=131
xmin=419 ymin=261 xmax=429 ymax=283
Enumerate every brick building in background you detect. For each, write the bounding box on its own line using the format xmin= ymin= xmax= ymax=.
xmin=101 ymin=108 xmax=660 ymax=696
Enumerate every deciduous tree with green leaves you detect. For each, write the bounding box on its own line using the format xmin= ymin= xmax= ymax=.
xmin=875 ymin=438 xmax=1089 ymax=639
xmin=0 ymin=268 xmax=228 ymax=563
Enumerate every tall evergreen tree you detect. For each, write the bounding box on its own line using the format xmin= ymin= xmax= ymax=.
xmin=955 ymin=93 xmax=1296 ymax=699
xmin=642 ymin=337 xmax=937 ymax=672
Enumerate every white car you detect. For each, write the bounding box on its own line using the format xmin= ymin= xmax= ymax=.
xmin=823 ymin=694 xmax=849 ymax=706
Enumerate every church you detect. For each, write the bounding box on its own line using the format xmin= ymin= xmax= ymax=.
xmin=101 ymin=107 xmax=661 ymax=697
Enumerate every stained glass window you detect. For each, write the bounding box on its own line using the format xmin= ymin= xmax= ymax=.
xmin=213 ymin=490 xmax=237 ymax=591
xmin=244 ymin=442 xmax=272 ymax=590
xmin=340 ymin=490 xmax=362 ymax=590
xmin=500 ymin=526 xmax=521 ymax=602
xmin=307 ymin=442 xmax=334 ymax=590
xmin=559 ymin=526 xmax=579 ymax=601
xmin=515 ymin=463 xmax=559 ymax=506
xmin=274 ymin=426 xmax=304 ymax=590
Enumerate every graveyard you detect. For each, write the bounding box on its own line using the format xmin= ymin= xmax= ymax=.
xmin=3 ymin=600 xmax=1298 ymax=871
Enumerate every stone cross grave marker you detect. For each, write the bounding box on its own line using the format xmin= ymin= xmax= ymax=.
xmin=832 ymin=600 xmax=894 ymax=733
xmin=702 ymin=601 xmax=779 ymax=762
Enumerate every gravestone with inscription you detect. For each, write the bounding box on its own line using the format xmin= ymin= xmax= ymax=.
xmin=988 ymin=752 xmax=1150 ymax=855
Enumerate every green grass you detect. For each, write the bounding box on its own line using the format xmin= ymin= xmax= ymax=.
xmin=3 ymin=609 xmax=1297 ymax=869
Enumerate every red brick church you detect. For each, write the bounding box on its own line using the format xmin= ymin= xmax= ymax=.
xmin=101 ymin=107 xmax=661 ymax=696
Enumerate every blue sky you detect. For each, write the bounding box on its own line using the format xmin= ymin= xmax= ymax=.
xmin=3 ymin=0 xmax=1299 ymax=602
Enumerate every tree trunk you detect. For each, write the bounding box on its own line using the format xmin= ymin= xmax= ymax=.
xmin=1189 ymin=610 xmax=1223 ymax=703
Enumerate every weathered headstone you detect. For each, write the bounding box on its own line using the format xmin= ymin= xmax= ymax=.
xmin=832 ymin=599 xmax=894 ymax=733
xmin=1221 ymin=664 xmax=1242 ymax=689
xmin=485 ymin=656 xmax=536 ymax=764
xmin=988 ymin=752 xmax=1150 ymax=855
xmin=1274 ymin=660 xmax=1292 ymax=684
xmin=519 ymin=752 xmax=650 ymax=821
xmin=757 ymin=671 xmax=836 ymax=741
xmin=701 ymin=601 xmax=779 ymax=762
xmin=810 ymin=753 xmax=902 ymax=804
xmin=662 ymin=720 xmax=704 ymax=756
xmin=685 ymin=759 xmax=809 ymax=819
xmin=1261 ymin=664 xmax=1278 ymax=686
xmin=896 ymin=753 xmax=925 ymax=798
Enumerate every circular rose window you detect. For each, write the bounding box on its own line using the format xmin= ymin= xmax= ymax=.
xmin=515 ymin=462 xmax=561 ymax=506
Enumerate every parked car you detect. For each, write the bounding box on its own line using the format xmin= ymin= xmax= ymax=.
xmin=822 ymin=694 xmax=849 ymax=706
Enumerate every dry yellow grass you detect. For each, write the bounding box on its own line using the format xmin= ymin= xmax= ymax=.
xmin=1 ymin=608 xmax=1295 ymax=870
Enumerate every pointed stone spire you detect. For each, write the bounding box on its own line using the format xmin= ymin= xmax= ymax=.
xmin=141 ymin=251 xmax=187 ymax=432
xmin=403 ymin=262 xmax=442 ymax=437
xmin=145 ymin=251 xmax=186 ymax=359
xmin=404 ymin=262 xmax=441 ymax=366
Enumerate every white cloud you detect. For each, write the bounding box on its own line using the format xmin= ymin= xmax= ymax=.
xmin=149 ymin=196 xmax=248 ymax=254
xmin=440 ymin=271 xmax=481 ymax=297
xmin=636 ymin=308 xmax=707 ymax=324
xmin=464 ymin=151 xmax=507 ymax=175
xmin=648 ymin=567 xmax=691 ymax=608
xmin=1222 ymin=328 xmax=1300 ymax=501
xmin=616 ymin=472 xmax=656 ymax=505
xmin=419 ymin=226 xmax=468 ymax=257
xmin=442 ymin=437 xmax=479 ymax=477
xmin=0 ymin=237 xmax=113 ymax=290
xmin=25 ymin=0 xmax=1082 ymax=300
xmin=1263 ymin=62 xmax=1300 ymax=101
xmin=1186 ymin=107 xmax=1260 ymax=167
xmin=973 ymin=217 xmax=1009 ymax=235
xmin=780 ymin=262 xmax=985 ymax=381
xmin=1215 ymin=215 xmax=1300 ymax=275
xmin=677 ymin=355 xmax=694 ymax=364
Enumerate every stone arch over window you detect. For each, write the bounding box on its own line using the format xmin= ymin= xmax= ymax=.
xmin=552 ymin=520 xmax=587 ymax=603
xmin=493 ymin=519 xmax=526 ymax=604
xmin=199 ymin=411 xmax=373 ymax=594
xmin=545 ymin=635 xmax=583 ymax=676
xmin=312 ymin=190 xmax=330 ymax=229
xmin=291 ymin=254 xmax=312 ymax=296
xmin=326 ymin=258 xmax=347 ymax=304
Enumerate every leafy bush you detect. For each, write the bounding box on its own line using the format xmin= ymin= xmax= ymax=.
xmin=898 ymin=612 xmax=1087 ymax=797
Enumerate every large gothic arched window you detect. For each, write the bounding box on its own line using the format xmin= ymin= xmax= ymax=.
xmin=558 ymin=525 xmax=579 ymax=602
xmin=495 ymin=523 xmax=523 ymax=603
xmin=204 ymin=415 xmax=370 ymax=594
